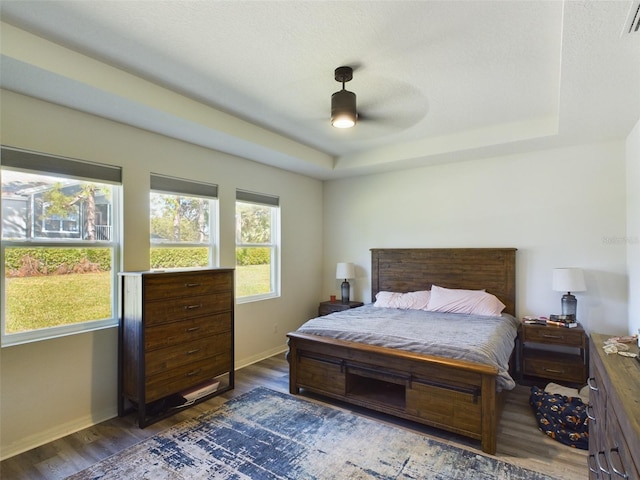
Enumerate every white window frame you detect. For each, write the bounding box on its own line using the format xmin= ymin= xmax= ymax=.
xmin=235 ymin=189 xmax=280 ymax=303
xmin=150 ymin=173 xmax=219 ymax=269
xmin=1 ymin=147 xmax=122 ymax=347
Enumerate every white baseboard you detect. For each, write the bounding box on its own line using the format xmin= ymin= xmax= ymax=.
xmin=2 ymin=347 xmax=289 ymax=461
xmin=234 ymin=344 xmax=288 ymax=370
xmin=1 ymin=407 xmax=118 ymax=461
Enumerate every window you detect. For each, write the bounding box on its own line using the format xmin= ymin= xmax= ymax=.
xmin=235 ymin=189 xmax=280 ymax=301
xmin=1 ymin=147 xmax=121 ymax=346
xmin=43 ymin=202 xmax=80 ymax=233
xmin=150 ymin=173 xmax=218 ymax=269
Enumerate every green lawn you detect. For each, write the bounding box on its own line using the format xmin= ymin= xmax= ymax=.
xmin=4 ymin=264 xmax=271 ymax=334
xmin=4 ymin=272 xmax=112 ymax=334
xmin=235 ymin=264 xmax=271 ymax=296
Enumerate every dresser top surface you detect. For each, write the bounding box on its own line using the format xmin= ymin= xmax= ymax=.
xmin=590 ymin=333 xmax=640 ymax=442
xmin=120 ymin=268 xmax=234 ymax=276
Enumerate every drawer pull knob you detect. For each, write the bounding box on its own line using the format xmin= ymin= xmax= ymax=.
xmin=606 ymin=447 xmax=629 ymax=479
xmin=186 ymin=326 xmax=200 ymax=332
xmin=542 ymin=334 xmax=562 ymax=339
xmin=186 ymin=349 xmax=200 ymax=355
xmin=587 ymin=376 xmax=599 ymax=392
xmin=185 ymin=304 xmax=203 ymax=310
xmin=587 ymin=454 xmax=598 ymax=474
xmin=543 ymin=368 xmax=565 ymax=374
xmin=186 ymin=369 xmax=201 ymax=377
xmin=596 ymin=450 xmax=611 ymax=476
xmin=185 ymin=283 xmax=201 ymax=287
xmin=586 ymin=404 xmax=597 ymax=421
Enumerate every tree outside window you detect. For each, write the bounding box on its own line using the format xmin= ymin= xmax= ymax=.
xmin=235 ymin=190 xmax=280 ymax=301
xmin=149 ymin=174 xmax=218 ymax=270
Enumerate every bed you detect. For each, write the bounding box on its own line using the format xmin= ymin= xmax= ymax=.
xmin=287 ymin=248 xmax=518 ymax=455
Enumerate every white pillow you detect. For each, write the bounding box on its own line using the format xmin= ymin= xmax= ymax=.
xmin=426 ymin=285 xmax=505 ymax=317
xmin=374 ymin=290 xmax=431 ymax=310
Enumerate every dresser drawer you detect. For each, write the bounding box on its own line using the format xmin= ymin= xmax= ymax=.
xmin=145 ymin=332 xmax=232 ymax=376
xmin=522 ymin=327 xmax=586 ymax=347
xmin=144 ymin=292 xmax=232 ymax=326
xmin=145 ymin=354 xmax=232 ymax=403
xmin=588 ymin=361 xmax=606 ymax=423
xmin=522 ymin=355 xmax=586 ymax=384
xmin=605 ymin=407 xmax=640 ymax=480
xmin=145 ymin=313 xmax=232 ymax=351
xmin=144 ymin=271 xmax=233 ymax=301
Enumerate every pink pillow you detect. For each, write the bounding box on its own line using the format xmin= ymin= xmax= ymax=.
xmin=374 ymin=291 xmax=431 ymax=310
xmin=426 ymin=285 xmax=505 ymax=317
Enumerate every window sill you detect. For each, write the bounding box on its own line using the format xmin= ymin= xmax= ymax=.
xmin=1 ymin=320 xmax=118 ymax=348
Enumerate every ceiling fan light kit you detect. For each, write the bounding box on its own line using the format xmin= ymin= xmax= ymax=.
xmin=331 ymin=66 xmax=357 ymax=129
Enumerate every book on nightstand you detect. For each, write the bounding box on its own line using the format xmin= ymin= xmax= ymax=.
xmin=546 ymin=320 xmax=578 ymax=328
xmin=522 ymin=316 xmax=548 ymax=325
xmin=547 ymin=314 xmax=578 ymax=328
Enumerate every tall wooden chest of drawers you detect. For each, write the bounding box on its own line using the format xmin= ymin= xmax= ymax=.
xmin=118 ymin=268 xmax=234 ymax=427
xmin=587 ymin=333 xmax=640 ymax=480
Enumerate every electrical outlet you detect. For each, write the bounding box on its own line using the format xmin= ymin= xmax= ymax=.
xmin=273 ymin=323 xmax=278 ymax=334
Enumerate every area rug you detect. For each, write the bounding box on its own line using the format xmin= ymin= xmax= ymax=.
xmin=67 ymin=387 xmax=557 ymax=480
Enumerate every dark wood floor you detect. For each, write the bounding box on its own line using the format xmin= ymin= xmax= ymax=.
xmin=1 ymin=353 xmax=588 ymax=479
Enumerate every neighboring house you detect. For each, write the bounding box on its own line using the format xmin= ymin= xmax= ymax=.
xmin=1 ymin=180 xmax=112 ymax=241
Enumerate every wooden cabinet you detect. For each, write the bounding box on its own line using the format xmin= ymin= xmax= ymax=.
xmin=587 ymin=333 xmax=640 ymax=480
xmin=518 ymin=323 xmax=588 ymax=386
xmin=118 ymin=268 xmax=234 ymax=427
xmin=318 ymin=300 xmax=363 ymax=316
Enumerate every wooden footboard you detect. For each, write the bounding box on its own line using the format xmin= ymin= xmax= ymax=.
xmin=288 ymin=332 xmax=504 ymax=455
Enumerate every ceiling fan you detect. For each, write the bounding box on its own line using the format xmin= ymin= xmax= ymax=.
xmin=329 ymin=65 xmax=427 ymax=134
xmin=331 ymin=66 xmax=357 ymax=128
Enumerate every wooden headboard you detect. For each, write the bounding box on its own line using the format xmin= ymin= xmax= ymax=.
xmin=370 ymin=248 xmax=517 ymax=316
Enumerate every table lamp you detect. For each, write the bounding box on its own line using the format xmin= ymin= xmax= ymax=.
xmin=336 ymin=262 xmax=355 ymax=303
xmin=552 ymin=268 xmax=586 ymax=318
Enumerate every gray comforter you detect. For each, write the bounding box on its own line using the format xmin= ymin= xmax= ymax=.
xmin=296 ymin=304 xmax=520 ymax=391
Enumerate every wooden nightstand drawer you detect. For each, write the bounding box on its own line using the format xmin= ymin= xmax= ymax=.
xmin=318 ymin=301 xmax=363 ymax=316
xmin=522 ymin=352 xmax=587 ymax=384
xmin=522 ymin=326 xmax=586 ymax=347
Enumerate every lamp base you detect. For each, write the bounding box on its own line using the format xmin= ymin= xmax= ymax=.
xmin=341 ymin=280 xmax=350 ymax=303
xmin=561 ymin=293 xmax=577 ymax=318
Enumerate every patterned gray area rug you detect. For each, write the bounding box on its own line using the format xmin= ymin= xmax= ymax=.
xmin=67 ymin=387 xmax=557 ymax=480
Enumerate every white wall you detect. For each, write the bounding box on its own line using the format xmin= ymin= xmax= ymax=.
xmin=322 ymin=141 xmax=629 ymax=336
xmin=0 ymin=87 xmax=635 ymax=460
xmin=0 ymin=90 xmax=324 ymax=458
xmin=627 ymin=119 xmax=640 ymax=339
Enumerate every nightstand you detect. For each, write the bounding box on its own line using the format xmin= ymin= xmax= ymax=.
xmin=518 ymin=322 xmax=588 ymax=387
xmin=318 ymin=300 xmax=364 ymax=316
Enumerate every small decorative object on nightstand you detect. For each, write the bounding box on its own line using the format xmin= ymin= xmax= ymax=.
xmin=518 ymin=321 xmax=588 ymax=387
xmin=318 ymin=300 xmax=363 ymax=317
xmin=336 ymin=262 xmax=355 ymax=303
xmin=552 ymin=268 xmax=586 ymax=319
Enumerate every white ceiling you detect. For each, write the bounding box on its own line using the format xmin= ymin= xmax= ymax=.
xmin=1 ymin=0 xmax=639 ymax=180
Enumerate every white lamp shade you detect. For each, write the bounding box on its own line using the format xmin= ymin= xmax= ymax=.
xmin=336 ymin=262 xmax=355 ymax=280
xmin=552 ymin=268 xmax=586 ymax=293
